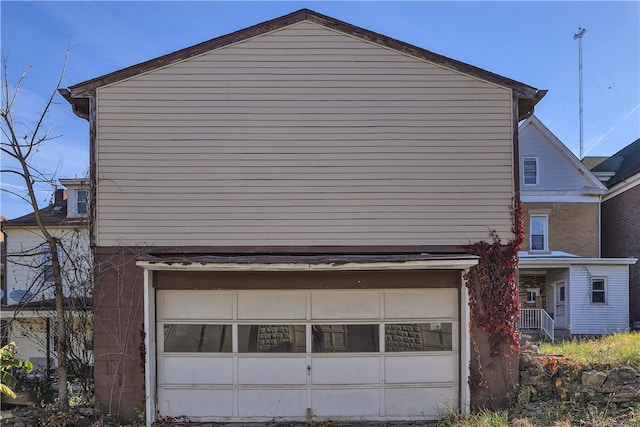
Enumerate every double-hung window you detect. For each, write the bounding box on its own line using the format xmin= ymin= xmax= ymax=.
xmin=591 ymin=278 xmax=606 ymax=304
xmin=523 ymin=157 xmax=538 ymax=185
xmin=76 ymin=190 xmax=88 ymax=216
xmin=526 ymin=288 xmax=540 ymax=304
xmin=530 ymin=215 xmax=548 ymax=252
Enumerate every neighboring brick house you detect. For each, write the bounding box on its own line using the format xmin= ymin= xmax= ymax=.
xmin=61 ymin=9 xmax=545 ymax=423
xmin=0 ymin=179 xmax=92 ymax=372
xmin=590 ymin=139 xmax=640 ymax=327
xmin=517 ymin=116 xmax=636 ymax=338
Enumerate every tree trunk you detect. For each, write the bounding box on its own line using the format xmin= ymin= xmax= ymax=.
xmin=2 ymin=52 xmax=71 ymax=409
xmin=50 ymin=239 xmax=69 ymax=408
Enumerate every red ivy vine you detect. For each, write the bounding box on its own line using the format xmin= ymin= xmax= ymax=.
xmin=462 ymin=199 xmax=524 ymax=388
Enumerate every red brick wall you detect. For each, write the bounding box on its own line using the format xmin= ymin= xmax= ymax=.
xmin=93 ymin=247 xmax=145 ymax=421
xmin=522 ymin=203 xmax=599 ymax=257
xmin=601 ymin=185 xmax=640 ymax=324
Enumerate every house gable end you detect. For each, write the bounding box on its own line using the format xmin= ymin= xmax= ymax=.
xmin=518 ymin=115 xmax=606 ymax=196
xmin=63 ymin=9 xmax=543 ymax=119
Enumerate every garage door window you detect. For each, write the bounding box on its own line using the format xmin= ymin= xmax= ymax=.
xmin=385 ymin=323 xmax=453 ymax=352
xmin=312 ymin=324 xmax=379 ymax=352
xmin=238 ymin=325 xmax=306 ymax=353
xmin=163 ymin=324 xmax=232 ymax=352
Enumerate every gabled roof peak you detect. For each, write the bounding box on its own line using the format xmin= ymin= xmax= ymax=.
xmin=519 ymin=115 xmax=606 ymax=192
xmin=61 ymin=8 xmax=543 ymax=120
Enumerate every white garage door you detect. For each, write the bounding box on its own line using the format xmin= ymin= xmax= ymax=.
xmin=156 ymin=288 xmax=459 ymax=422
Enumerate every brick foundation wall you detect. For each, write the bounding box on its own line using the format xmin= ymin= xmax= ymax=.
xmin=522 ymin=203 xmax=599 ymax=257
xmin=93 ymin=247 xmax=145 ymax=421
xmin=601 ymin=185 xmax=640 ymax=324
xmin=518 ymin=274 xmax=546 ymax=308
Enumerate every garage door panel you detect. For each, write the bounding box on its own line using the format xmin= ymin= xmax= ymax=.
xmin=312 ymin=389 xmax=380 ymax=416
xmin=385 ymin=355 xmax=456 ymax=384
xmin=384 ymin=289 xmax=457 ymax=319
xmin=311 ymin=290 xmax=379 ymax=319
xmin=158 ymin=290 xmax=233 ymax=320
xmin=159 ymin=356 xmax=233 ymax=385
xmin=311 ymin=357 xmax=380 ymax=384
xmin=239 ymin=389 xmax=308 ymax=417
xmin=385 ymin=387 xmax=455 ymax=417
xmin=158 ymin=388 xmax=233 ymax=417
xmin=238 ymin=291 xmax=306 ymax=319
xmin=156 ymin=287 xmax=462 ymax=421
xmin=238 ymin=357 xmax=307 ymax=385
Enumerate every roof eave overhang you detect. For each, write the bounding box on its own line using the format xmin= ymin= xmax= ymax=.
xmin=136 ymin=257 xmax=479 ymax=272
xmin=59 ymin=88 xmax=89 ymax=120
xmin=520 ymin=257 xmax=638 ymax=269
xmin=517 ymin=90 xmax=547 ymax=121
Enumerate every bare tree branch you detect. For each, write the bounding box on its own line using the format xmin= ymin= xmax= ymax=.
xmin=1 ymin=48 xmax=74 ymax=409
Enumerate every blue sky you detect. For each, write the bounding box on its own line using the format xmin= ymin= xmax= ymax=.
xmin=1 ymin=1 xmax=639 ymax=219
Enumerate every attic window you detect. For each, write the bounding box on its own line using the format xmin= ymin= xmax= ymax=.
xmin=77 ymin=190 xmax=88 ymax=215
xmin=523 ymin=157 xmax=538 ymax=185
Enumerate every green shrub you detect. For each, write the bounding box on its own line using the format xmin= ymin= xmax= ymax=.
xmin=1 ymin=342 xmax=33 ymax=398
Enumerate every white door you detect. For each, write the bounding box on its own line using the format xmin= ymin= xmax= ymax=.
xmin=554 ymin=281 xmax=567 ymax=329
xmin=156 ymin=288 xmax=459 ymax=422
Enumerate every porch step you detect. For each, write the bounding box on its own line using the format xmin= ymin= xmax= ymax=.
xmin=520 ymin=330 xmax=542 ymax=345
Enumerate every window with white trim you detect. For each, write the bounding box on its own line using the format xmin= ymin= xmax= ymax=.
xmin=591 ymin=278 xmax=606 ymax=304
xmin=76 ymin=190 xmax=88 ymax=216
xmin=526 ymin=288 xmax=540 ymax=304
xmin=523 ymin=157 xmax=538 ymax=185
xmin=530 ymin=215 xmax=548 ymax=251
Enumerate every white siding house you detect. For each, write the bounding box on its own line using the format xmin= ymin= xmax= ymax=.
xmin=519 ymin=116 xmax=605 ymax=201
xmin=569 ymin=264 xmax=631 ymax=334
xmin=518 ymin=116 xmax=637 ymax=338
xmin=1 ymin=180 xmax=91 ymax=368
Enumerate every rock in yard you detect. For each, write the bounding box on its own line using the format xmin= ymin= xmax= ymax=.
xmin=608 ymin=366 xmax=638 ymax=383
xmin=582 ymin=370 xmax=607 ymax=388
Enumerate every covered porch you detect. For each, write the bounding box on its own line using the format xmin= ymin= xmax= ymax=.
xmin=518 ymin=252 xmax=636 ymax=340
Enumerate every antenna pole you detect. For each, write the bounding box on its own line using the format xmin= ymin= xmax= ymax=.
xmin=574 ymin=27 xmax=587 ymax=159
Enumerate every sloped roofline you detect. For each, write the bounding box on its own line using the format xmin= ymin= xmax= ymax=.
xmin=591 ymin=138 xmax=640 ymax=188
xmin=519 ymin=115 xmax=607 ymax=191
xmin=1 ymin=199 xmax=86 ymax=228
xmin=60 ymin=8 xmax=545 ymax=120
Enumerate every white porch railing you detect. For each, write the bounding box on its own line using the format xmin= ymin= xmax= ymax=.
xmin=519 ymin=308 xmax=555 ymax=343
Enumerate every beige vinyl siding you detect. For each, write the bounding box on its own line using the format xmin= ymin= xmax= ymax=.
xmin=95 ymin=22 xmax=515 ymax=247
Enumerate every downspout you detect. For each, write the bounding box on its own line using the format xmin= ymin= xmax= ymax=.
xmin=598 ymin=194 xmax=602 ymax=258
xmin=513 ymin=97 xmax=521 ymax=200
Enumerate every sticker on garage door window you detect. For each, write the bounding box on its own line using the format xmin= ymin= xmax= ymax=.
xmin=238 ymin=325 xmax=306 ymax=353
xmin=312 ymin=325 xmax=379 ymax=352
xmin=163 ymin=324 xmax=232 ymax=352
xmin=385 ymin=323 xmax=453 ymax=351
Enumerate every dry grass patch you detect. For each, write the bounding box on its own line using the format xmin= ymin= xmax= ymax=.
xmin=538 ymin=331 xmax=640 ymax=368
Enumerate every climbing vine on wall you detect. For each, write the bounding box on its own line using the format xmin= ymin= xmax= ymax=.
xmin=463 ymin=199 xmax=524 ymax=382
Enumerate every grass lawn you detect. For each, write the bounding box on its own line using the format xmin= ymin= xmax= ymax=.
xmin=438 ymin=332 xmax=640 ymax=427
xmin=538 ymin=331 xmax=640 ymax=368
